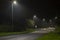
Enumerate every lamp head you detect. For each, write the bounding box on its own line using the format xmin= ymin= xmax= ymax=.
xmin=13 ymin=0 xmax=17 ymax=4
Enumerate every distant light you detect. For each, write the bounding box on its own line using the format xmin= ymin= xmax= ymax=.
xmin=43 ymin=18 xmax=45 ymax=21
xmin=49 ymin=19 xmax=52 ymax=22
xmin=33 ymin=15 xmax=38 ymax=22
xmin=34 ymin=15 xmax=36 ymax=18
xmin=35 ymin=25 xmax=37 ymax=28
xmin=55 ymin=16 xmax=58 ymax=19
xmin=13 ymin=0 xmax=17 ymax=4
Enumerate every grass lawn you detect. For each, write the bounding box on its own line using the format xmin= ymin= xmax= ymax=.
xmin=0 ymin=32 xmax=24 ymax=36
xmin=0 ymin=29 xmax=35 ymax=36
xmin=36 ymin=33 xmax=60 ymax=40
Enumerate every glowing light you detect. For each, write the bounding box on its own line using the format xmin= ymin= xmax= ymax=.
xmin=13 ymin=1 xmax=17 ymax=4
xmin=55 ymin=16 xmax=58 ymax=19
xmin=43 ymin=18 xmax=45 ymax=21
xmin=34 ymin=15 xmax=36 ymax=18
xmin=49 ymin=19 xmax=52 ymax=22
xmin=35 ymin=25 xmax=37 ymax=28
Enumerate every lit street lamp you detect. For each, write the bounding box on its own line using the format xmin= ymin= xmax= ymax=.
xmin=33 ymin=15 xmax=37 ymax=19
xmin=13 ymin=0 xmax=17 ymax=5
xmin=12 ymin=0 xmax=17 ymax=31
xmin=34 ymin=15 xmax=36 ymax=18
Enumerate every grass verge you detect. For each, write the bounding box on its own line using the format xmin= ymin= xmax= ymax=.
xmin=36 ymin=33 xmax=60 ymax=40
xmin=0 ymin=29 xmax=35 ymax=36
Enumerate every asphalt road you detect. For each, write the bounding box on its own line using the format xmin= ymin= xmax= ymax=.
xmin=0 ymin=29 xmax=47 ymax=40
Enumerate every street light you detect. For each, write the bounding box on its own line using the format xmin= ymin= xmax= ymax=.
xmin=33 ymin=15 xmax=37 ymax=21
xmin=34 ymin=15 xmax=36 ymax=18
xmin=43 ymin=18 xmax=45 ymax=22
xmin=13 ymin=1 xmax=17 ymax=4
xmin=12 ymin=0 xmax=17 ymax=31
xmin=33 ymin=15 xmax=37 ymax=19
xmin=55 ymin=16 xmax=58 ymax=20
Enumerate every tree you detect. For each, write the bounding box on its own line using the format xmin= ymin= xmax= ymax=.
xmin=27 ymin=19 xmax=35 ymax=28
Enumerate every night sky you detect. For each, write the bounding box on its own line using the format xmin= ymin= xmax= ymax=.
xmin=0 ymin=0 xmax=60 ymax=24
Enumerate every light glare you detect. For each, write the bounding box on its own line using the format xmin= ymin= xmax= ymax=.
xmin=34 ymin=15 xmax=36 ymax=18
xmin=55 ymin=16 xmax=58 ymax=19
xmin=43 ymin=18 xmax=45 ymax=21
xmin=13 ymin=1 xmax=17 ymax=4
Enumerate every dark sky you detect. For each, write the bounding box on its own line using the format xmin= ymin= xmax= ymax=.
xmin=21 ymin=0 xmax=60 ymax=18
xmin=0 ymin=0 xmax=60 ymax=24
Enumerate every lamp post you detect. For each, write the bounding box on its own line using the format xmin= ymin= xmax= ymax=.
xmin=12 ymin=0 xmax=17 ymax=31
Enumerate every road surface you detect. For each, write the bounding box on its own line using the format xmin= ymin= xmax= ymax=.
xmin=0 ymin=29 xmax=48 ymax=40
